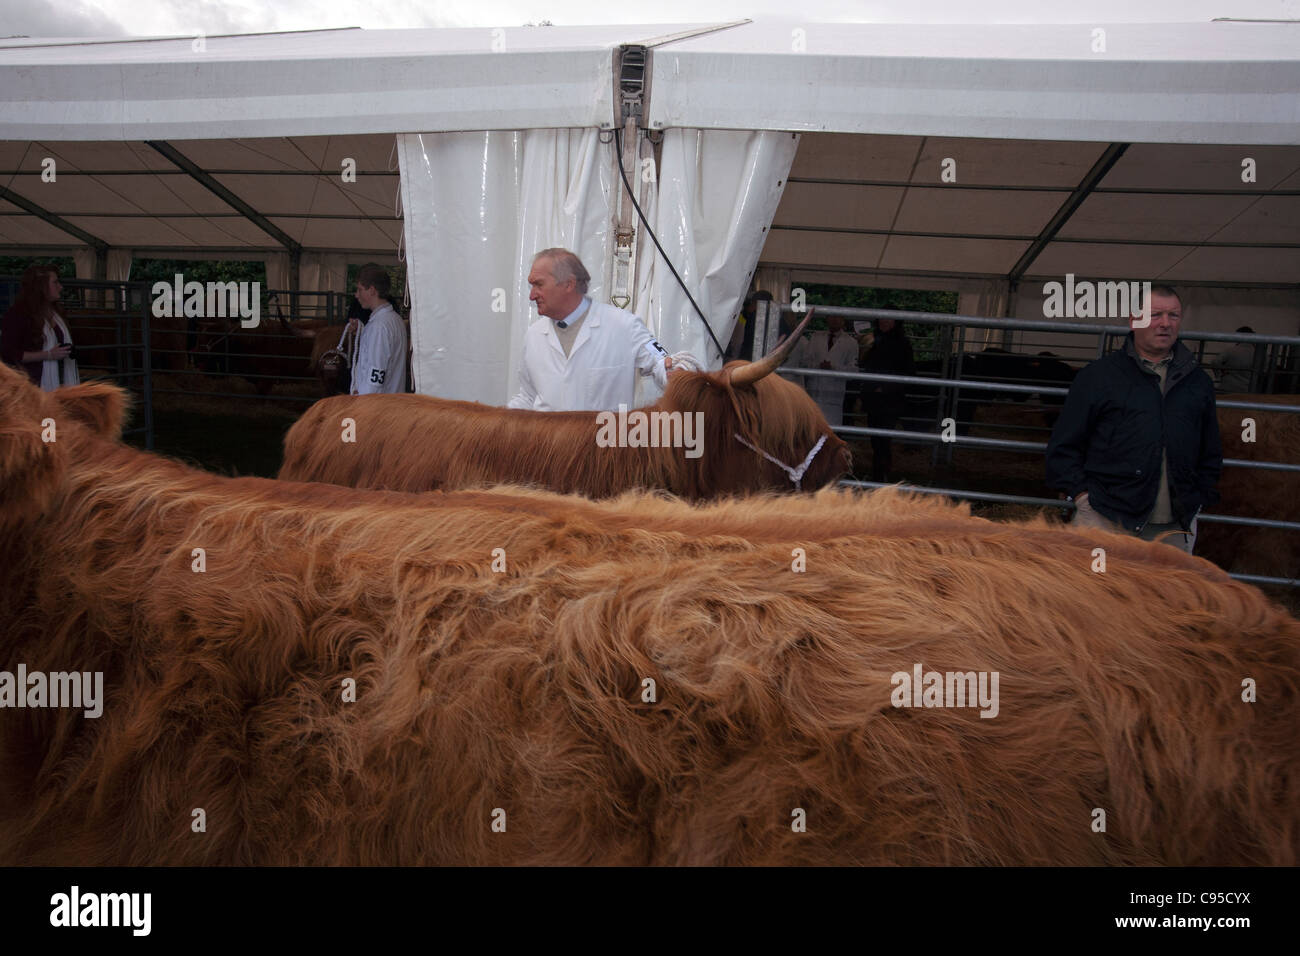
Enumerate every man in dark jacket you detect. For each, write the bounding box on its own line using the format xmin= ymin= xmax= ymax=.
xmin=1046 ymin=285 xmax=1221 ymax=554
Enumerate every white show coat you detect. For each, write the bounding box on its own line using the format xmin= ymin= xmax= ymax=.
xmin=508 ymin=299 xmax=670 ymax=412
xmin=351 ymin=303 xmax=408 ymax=395
xmin=798 ymin=329 xmax=860 ymax=427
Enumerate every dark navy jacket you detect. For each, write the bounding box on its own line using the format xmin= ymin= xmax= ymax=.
xmin=1046 ymin=336 xmax=1222 ymax=532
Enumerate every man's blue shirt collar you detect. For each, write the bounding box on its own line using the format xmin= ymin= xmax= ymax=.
xmin=556 ymin=297 xmax=591 ymax=326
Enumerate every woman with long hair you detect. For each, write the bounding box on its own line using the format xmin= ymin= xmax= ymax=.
xmin=1 ymin=264 xmax=77 ymax=390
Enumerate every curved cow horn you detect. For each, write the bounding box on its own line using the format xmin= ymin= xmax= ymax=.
xmin=728 ymin=308 xmax=815 ymax=387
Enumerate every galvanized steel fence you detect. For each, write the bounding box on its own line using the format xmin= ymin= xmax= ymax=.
xmin=755 ymin=301 xmax=1300 ymax=589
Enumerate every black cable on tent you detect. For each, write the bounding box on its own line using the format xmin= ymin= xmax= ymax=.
xmin=612 ymin=126 xmax=727 ymax=362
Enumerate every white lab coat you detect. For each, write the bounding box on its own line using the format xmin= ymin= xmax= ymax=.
xmin=797 ymin=329 xmax=859 ymax=427
xmin=351 ymin=304 xmax=408 ymax=395
xmin=508 ymin=299 xmax=670 ymax=411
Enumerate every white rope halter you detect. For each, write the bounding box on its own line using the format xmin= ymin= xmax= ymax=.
xmin=325 ymin=323 xmax=360 ymax=367
xmin=318 ymin=323 xmax=360 ymax=392
xmin=343 ymin=323 xmax=360 ymax=371
xmin=733 ymin=433 xmax=829 ymax=491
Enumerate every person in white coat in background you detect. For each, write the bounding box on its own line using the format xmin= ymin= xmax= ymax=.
xmin=348 ymin=263 xmax=408 ymax=395
xmin=508 ymin=248 xmax=680 ymax=412
xmin=795 ymin=313 xmax=860 ymax=427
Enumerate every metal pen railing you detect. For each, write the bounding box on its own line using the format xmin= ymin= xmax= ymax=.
xmin=752 ymin=300 xmax=1300 ymax=588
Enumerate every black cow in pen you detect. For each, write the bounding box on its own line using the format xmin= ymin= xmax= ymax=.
xmin=908 ymin=349 xmax=1077 ymax=436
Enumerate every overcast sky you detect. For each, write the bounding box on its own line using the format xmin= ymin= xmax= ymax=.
xmin=2 ymin=0 xmax=1297 ymax=39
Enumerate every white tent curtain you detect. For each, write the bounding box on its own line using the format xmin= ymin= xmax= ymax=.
xmin=752 ymin=266 xmax=792 ymax=318
xmin=73 ymin=249 xmax=96 ymax=281
xmin=957 ymin=280 xmax=1012 ymax=350
xmin=397 ymin=126 xmax=796 ymax=406
xmin=72 ymin=248 xmax=132 ymax=306
xmin=298 ymin=253 xmax=348 ymax=296
xmin=72 ymin=248 xmax=100 ymax=307
xmin=72 ymin=248 xmax=132 ymax=281
xmin=264 ymin=253 xmax=291 ymax=293
xmin=635 ymin=129 xmax=799 ymax=374
xmin=397 ymin=128 xmax=613 ymax=403
xmin=106 ymin=250 xmax=131 ymax=282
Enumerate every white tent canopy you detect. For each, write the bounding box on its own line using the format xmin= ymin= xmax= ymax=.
xmin=769 ymin=133 xmax=1300 ymax=343
xmin=1 ymin=19 xmax=1296 ymax=400
xmin=0 ymin=24 xmax=642 ymax=140
xmin=648 ymin=21 xmax=1300 ymax=144
xmin=5 ymin=21 xmax=1294 ymax=143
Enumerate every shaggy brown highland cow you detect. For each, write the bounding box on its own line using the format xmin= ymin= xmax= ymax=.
xmin=1 ymin=363 xmax=1297 ymax=866
xmin=277 ymin=311 xmax=852 ymax=499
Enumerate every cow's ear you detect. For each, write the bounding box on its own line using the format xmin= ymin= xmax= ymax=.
xmin=50 ymin=382 xmax=127 ymax=439
xmin=0 ymin=362 xmax=67 ymax=522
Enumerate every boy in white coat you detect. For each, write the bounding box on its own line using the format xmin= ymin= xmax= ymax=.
xmin=349 ymin=263 xmax=408 ymax=395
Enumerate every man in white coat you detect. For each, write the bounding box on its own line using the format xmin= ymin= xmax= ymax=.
xmin=349 ymin=263 xmax=408 ymax=395
xmin=795 ymin=313 xmax=859 ymax=427
xmin=508 ymin=248 xmax=674 ymax=411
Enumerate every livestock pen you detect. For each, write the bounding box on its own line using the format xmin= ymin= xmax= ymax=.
xmin=767 ymin=299 xmax=1300 ymax=602
xmin=14 ymin=274 xmax=1297 ymax=601
xmin=4 ymin=276 xmax=359 ymax=473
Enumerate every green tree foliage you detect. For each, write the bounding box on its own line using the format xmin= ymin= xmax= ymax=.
xmin=799 ymin=283 xmax=957 ymax=362
xmin=0 ymin=255 xmax=76 ymax=278
xmin=131 ymin=258 xmax=271 ymax=315
xmin=0 ymin=256 xmax=77 ymax=311
xmin=132 ymin=258 xmax=267 ymax=287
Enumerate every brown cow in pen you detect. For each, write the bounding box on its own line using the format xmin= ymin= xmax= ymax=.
xmin=278 ymin=312 xmax=852 ymax=498
xmin=1 ymin=362 xmax=1298 ymax=866
xmin=193 ymin=311 xmax=320 ymax=395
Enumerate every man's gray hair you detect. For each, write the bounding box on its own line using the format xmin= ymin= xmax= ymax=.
xmin=1150 ymin=283 xmax=1181 ymax=307
xmin=534 ymin=248 xmax=590 ymax=295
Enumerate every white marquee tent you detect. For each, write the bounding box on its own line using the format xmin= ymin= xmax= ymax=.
xmin=1 ymin=19 xmax=1297 ymax=403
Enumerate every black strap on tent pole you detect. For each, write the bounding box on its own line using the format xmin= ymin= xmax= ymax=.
xmin=612 ymin=127 xmax=727 ymax=362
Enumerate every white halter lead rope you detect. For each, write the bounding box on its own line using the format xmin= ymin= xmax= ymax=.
xmin=320 ymin=324 xmax=361 ymax=391
xmin=733 ymin=433 xmax=829 ymax=491
xmin=344 ymin=323 xmax=360 ymax=372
